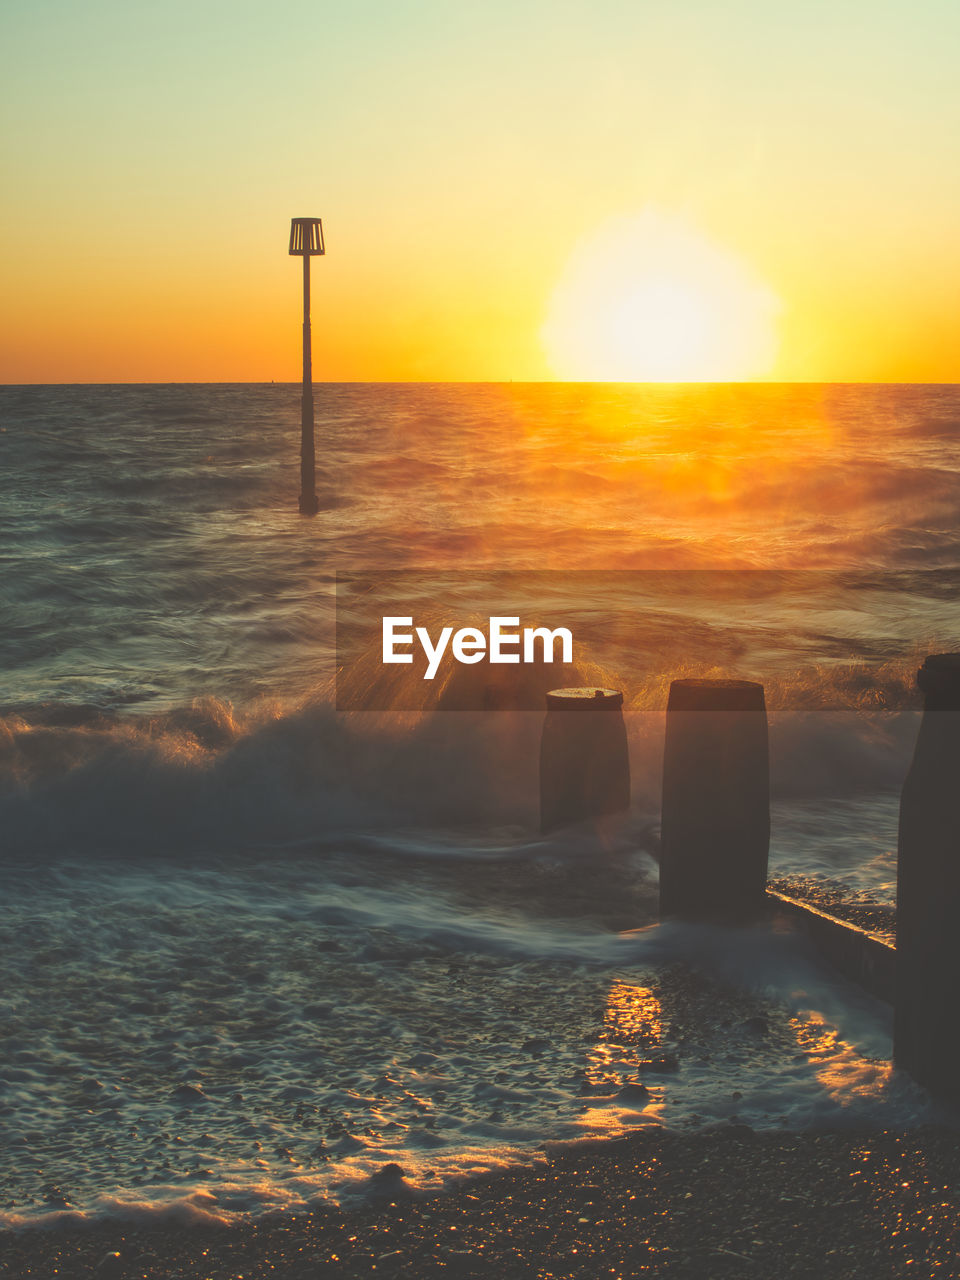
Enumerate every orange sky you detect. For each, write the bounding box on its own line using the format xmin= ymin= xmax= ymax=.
xmin=2 ymin=0 xmax=958 ymax=383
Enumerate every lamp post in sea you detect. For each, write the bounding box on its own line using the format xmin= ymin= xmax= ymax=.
xmin=289 ymin=217 xmax=325 ymax=516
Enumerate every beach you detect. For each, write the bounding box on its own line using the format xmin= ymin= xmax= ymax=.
xmin=4 ymin=1127 xmax=959 ymax=1278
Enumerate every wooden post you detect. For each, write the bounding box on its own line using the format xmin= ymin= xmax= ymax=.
xmin=894 ymin=653 xmax=960 ymax=1096
xmin=659 ymin=678 xmax=769 ymax=922
xmin=540 ymin=688 xmax=630 ymax=834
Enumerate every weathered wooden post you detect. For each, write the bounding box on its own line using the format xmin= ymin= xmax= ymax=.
xmin=894 ymin=653 xmax=960 ymax=1097
xmin=540 ymin=688 xmax=630 ymax=834
xmin=288 ymin=217 xmax=325 ymax=516
xmin=660 ymin=678 xmax=769 ymax=922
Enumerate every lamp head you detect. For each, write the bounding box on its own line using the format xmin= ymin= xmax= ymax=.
xmin=289 ymin=218 xmax=324 ymax=256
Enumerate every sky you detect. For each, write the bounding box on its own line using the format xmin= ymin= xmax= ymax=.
xmin=1 ymin=0 xmax=958 ymax=383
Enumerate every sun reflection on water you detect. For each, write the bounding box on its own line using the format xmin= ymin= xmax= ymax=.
xmin=789 ymin=1010 xmax=893 ymax=1102
xmin=579 ymin=980 xmax=666 ymax=1132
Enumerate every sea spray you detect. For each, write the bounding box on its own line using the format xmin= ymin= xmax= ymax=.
xmin=0 ymin=699 xmax=915 ymax=859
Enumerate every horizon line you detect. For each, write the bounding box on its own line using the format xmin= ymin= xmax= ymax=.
xmin=3 ymin=379 xmax=959 ymax=389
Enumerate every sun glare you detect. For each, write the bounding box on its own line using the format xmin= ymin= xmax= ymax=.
xmin=542 ymin=210 xmax=781 ymax=381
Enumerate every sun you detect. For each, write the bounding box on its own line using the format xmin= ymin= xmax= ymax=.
xmin=541 ymin=209 xmax=781 ymax=381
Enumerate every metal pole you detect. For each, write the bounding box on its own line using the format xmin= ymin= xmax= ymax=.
xmin=299 ymin=252 xmax=318 ymax=516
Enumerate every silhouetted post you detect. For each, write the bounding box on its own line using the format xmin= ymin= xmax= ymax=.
xmin=660 ymin=679 xmax=769 ymax=922
xmin=540 ymin=688 xmax=630 ymax=833
xmin=288 ymin=217 xmax=325 ymax=516
xmin=894 ymin=653 xmax=960 ymax=1097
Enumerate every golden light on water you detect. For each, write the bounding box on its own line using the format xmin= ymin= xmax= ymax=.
xmin=542 ymin=210 xmax=781 ymax=382
xmin=578 ymin=981 xmax=665 ymax=1133
xmin=790 ymin=1010 xmax=893 ymax=1102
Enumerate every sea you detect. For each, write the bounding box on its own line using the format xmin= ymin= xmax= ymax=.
xmin=1 ymin=381 xmax=958 ymax=1228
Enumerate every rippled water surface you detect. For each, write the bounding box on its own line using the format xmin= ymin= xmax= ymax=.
xmin=1 ymin=383 xmax=958 ymax=1225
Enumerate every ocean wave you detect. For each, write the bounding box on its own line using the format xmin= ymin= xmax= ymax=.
xmin=0 ymin=692 xmax=916 ymax=861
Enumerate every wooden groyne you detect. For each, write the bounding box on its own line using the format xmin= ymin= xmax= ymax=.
xmin=765 ymin=888 xmax=895 ymax=1005
xmin=539 ymin=657 xmax=960 ymax=1097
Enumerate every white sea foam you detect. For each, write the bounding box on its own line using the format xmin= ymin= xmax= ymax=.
xmin=0 ymin=825 xmax=948 ymax=1229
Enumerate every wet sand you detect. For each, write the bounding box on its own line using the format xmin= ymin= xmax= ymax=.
xmin=3 ymin=1126 xmax=957 ymax=1279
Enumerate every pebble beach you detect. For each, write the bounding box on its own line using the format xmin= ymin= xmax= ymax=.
xmin=4 ymin=1127 xmax=959 ymax=1278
